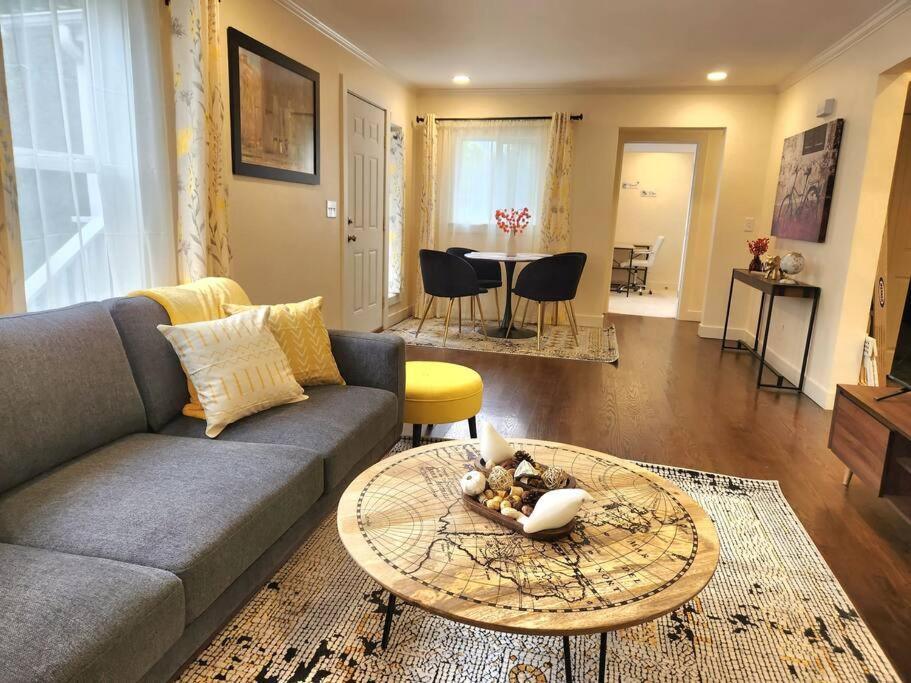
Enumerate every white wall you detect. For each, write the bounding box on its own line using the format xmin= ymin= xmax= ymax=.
xmin=744 ymin=11 xmax=911 ymax=408
xmin=614 ymin=145 xmax=696 ymax=293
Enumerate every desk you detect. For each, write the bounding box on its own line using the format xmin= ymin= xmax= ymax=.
xmin=611 ymin=243 xmax=650 ymax=293
xmin=465 ymin=251 xmax=546 ymax=338
xmin=721 ymin=268 xmax=820 ymax=393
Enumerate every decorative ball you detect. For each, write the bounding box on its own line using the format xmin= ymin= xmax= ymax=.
xmin=459 ymin=471 xmax=487 ymax=496
xmin=487 ymin=465 xmax=514 ymax=492
xmin=541 ymin=466 xmax=568 ymax=490
xmin=780 ymin=252 xmax=805 ymax=277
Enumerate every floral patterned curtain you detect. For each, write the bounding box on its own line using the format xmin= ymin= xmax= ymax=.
xmin=415 ymin=114 xmax=438 ymax=308
xmin=0 ymin=39 xmax=23 ymax=314
xmin=537 ymin=112 xmax=575 ymax=254
xmin=169 ymin=0 xmax=230 ymax=283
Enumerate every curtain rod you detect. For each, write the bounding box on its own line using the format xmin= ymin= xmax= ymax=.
xmin=415 ymin=114 xmax=583 ymax=124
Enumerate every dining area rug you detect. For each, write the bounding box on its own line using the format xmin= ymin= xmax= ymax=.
xmin=176 ymin=438 xmax=898 ymax=683
xmin=385 ymin=317 xmax=620 ymax=363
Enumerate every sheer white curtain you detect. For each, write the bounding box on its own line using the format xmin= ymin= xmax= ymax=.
xmin=436 ymin=119 xmax=548 ymax=255
xmin=0 ymin=0 xmax=175 ymax=311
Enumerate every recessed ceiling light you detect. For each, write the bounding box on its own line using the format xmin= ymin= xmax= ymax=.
xmin=707 ymin=71 xmax=728 ymax=82
xmin=452 ymin=74 xmax=471 ymax=85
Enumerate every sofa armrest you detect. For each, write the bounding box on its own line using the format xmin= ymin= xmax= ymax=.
xmin=329 ymin=330 xmax=405 ymax=424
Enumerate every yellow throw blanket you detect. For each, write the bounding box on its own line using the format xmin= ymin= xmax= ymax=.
xmin=130 ymin=277 xmax=252 ymax=419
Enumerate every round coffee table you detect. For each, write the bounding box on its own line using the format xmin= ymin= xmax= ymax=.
xmin=337 ymin=439 xmax=719 ymax=683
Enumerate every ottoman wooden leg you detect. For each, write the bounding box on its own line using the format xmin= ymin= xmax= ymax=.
xmin=412 ymin=424 xmax=422 ymax=445
xmin=468 ymin=416 xmax=477 ymax=439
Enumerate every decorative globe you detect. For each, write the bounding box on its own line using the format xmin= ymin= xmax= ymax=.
xmin=780 ymin=252 xmax=805 ymax=279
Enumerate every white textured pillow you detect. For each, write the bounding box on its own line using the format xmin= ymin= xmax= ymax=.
xmin=157 ymin=307 xmax=306 ymax=438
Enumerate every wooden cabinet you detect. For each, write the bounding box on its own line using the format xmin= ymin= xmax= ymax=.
xmin=829 ymin=385 xmax=911 ymax=520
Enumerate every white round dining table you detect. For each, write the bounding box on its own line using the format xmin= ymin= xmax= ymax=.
xmin=465 ymin=251 xmax=548 ymax=338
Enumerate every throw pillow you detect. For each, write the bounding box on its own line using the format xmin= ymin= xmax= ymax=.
xmin=224 ymin=297 xmax=344 ymax=387
xmin=157 ymin=307 xmax=306 ymax=438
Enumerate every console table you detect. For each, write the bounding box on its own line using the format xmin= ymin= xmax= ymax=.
xmin=829 ymin=384 xmax=911 ymax=522
xmin=721 ymin=268 xmax=820 ymax=393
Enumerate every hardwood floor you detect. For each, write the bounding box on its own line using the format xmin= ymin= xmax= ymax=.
xmin=405 ymin=314 xmax=911 ymax=680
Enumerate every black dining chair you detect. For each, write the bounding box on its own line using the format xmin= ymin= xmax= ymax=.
xmin=417 ymin=249 xmax=488 ymax=347
xmin=507 ymin=252 xmax=587 ymax=350
xmin=446 ymin=247 xmax=503 ymax=322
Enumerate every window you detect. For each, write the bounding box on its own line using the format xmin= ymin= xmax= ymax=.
xmin=437 ymin=119 xmax=547 ymax=253
xmin=0 ymin=0 xmax=174 ymax=311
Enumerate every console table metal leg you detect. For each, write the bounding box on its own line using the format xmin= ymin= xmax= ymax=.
xmin=753 ymin=293 xmax=765 ymax=352
xmin=381 ymin=593 xmax=396 ymax=649
xmin=598 ymin=632 xmax=607 ymax=683
xmin=561 ymin=635 xmax=573 ymax=682
xmin=721 ymin=271 xmax=735 ymax=351
xmin=757 ymin=294 xmax=776 ymax=387
xmin=798 ymin=291 xmax=820 ymax=391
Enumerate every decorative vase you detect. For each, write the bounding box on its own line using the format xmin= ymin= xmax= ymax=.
xmin=505 ymin=231 xmax=517 ymax=257
xmin=748 ymin=255 xmax=763 ymax=272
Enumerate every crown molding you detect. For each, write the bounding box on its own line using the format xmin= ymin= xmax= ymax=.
xmin=417 ymin=84 xmax=778 ymax=97
xmin=271 ymin=0 xmax=412 ymax=87
xmin=779 ymin=0 xmax=911 ymax=90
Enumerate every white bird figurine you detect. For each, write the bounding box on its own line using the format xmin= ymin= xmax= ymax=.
xmin=478 ymin=422 xmax=513 ymax=468
xmin=519 ymin=489 xmax=593 ymax=533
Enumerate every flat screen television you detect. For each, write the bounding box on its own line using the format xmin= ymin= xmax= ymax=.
xmin=887 ymin=280 xmax=911 ymax=392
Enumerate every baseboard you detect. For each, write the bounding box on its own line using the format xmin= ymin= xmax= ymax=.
xmin=576 ymin=313 xmax=604 ymax=328
xmin=697 ymin=323 xmax=747 ymax=340
xmin=384 ymin=304 xmax=412 ymax=329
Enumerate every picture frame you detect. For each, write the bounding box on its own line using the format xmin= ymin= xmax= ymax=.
xmin=227 ymin=27 xmax=320 ymax=185
xmin=770 ymin=119 xmax=844 ymax=243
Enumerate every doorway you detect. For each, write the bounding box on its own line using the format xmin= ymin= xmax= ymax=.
xmin=343 ymin=92 xmax=386 ymax=332
xmin=609 ymin=143 xmax=697 ymax=318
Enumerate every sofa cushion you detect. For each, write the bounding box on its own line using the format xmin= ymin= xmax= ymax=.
xmin=105 ymin=296 xmax=188 ymax=432
xmin=0 ymin=543 xmax=184 ymax=682
xmin=0 ymin=433 xmax=323 ymax=622
xmin=160 ymin=384 xmax=397 ymax=490
xmin=0 ymin=302 xmax=147 ymax=494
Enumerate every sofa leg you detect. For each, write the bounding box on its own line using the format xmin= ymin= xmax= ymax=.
xmin=412 ymin=424 xmax=422 ymax=446
xmin=468 ymin=416 xmax=477 ymax=439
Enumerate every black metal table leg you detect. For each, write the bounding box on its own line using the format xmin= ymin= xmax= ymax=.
xmin=599 ymin=632 xmax=607 ymax=683
xmin=562 ymin=635 xmax=572 ymax=683
xmin=753 ymin=293 xmax=765 ymax=352
xmin=721 ymin=270 xmax=735 ymax=351
xmin=757 ymin=293 xmax=776 ymax=387
xmin=798 ymin=290 xmax=820 ymax=391
xmin=381 ymin=592 xmax=396 ymax=649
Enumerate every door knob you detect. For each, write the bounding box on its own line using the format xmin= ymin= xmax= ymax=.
xmin=347 ymin=234 xmax=357 ymax=243
xmin=347 ymin=218 xmax=354 ymax=225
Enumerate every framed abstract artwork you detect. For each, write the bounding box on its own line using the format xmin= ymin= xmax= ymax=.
xmin=227 ymin=28 xmax=320 ymax=184
xmin=770 ymin=119 xmax=844 ymax=242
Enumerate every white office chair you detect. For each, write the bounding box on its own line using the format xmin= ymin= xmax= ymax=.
xmin=619 ymin=235 xmax=664 ymax=296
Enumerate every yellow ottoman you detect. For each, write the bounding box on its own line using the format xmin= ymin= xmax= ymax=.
xmin=404 ymin=361 xmax=483 ymax=444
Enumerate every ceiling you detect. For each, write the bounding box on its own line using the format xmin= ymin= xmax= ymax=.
xmin=290 ymin=0 xmax=896 ymax=89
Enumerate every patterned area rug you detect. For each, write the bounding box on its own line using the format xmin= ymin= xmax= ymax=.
xmin=177 ymin=439 xmax=897 ymax=683
xmin=385 ymin=317 xmax=620 ymax=363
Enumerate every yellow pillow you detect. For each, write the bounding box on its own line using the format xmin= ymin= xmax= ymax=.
xmin=157 ymin=307 xmax=307 ymax=438
xmin=224 ymin=297 xmax=344 ymax=387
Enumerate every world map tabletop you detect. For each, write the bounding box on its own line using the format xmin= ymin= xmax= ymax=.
xmin=337 ymin=439 xmax=719 ymax=635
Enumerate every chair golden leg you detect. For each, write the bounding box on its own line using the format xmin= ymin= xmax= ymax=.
xmin=475 ymin=296 xmax=488 ymax=337
xmin=552 ymin=303 xmax=558 ymax=326
xmin=415 ymin=295 xmax=434 ymax=338
xmin=442 ymin=298 xmax=454 ymax=347
xmin=506 ymin=297 xmax=521 ymax=338
xmin=536 ymin=302 xmax=544 ymax=351
xmin=564 ymin=300 xmax=579 ymax=346
xmin=494 ymin=290 xmax=501 ymax=322
xmin=568 ymin=300 xmax=580 ymax=336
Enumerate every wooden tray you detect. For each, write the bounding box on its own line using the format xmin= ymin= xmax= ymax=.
xmin=461 ymin=474 xmax=580 ymax=541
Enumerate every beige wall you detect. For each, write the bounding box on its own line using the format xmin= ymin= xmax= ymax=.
xmin=214 ymin=0 xmax=417 ymax=328
xmin=615 ymin=147 xmax=696 ymax=293
xmin=414 ymin=90 xmax=778 ymax=328
xmin=745 ymin=12 xmax=911 ymax=407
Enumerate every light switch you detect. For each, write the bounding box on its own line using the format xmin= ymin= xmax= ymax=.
xmin=326 ymin=200 xmax=337 ymax=219
xmin=744 ymin=217 xmax=755 ymax=232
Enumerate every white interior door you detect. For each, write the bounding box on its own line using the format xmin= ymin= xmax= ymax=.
xmin=344 ymin=93 xmax=386 ymax=331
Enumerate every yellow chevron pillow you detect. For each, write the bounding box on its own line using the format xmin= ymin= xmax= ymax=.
xmin=157 ymin=307 xmax=307 ymax=438
xmin=224 ymin=297 xmax=344 ymax=387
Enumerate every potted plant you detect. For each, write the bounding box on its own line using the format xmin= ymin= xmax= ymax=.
xmin=747 ymin=237 xmax=770 ymax=272
xmin=495 ymin=207 xmax=531 ymax=257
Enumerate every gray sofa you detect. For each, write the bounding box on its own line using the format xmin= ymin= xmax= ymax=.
xmin=0 ymin=296 xmax=405 ymax=682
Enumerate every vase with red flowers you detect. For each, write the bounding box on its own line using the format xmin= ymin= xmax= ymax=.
xmin=747 ymin=237 xmax=770 ymax=272
xmin=495 ymin=207 xmax=531 ymax=257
